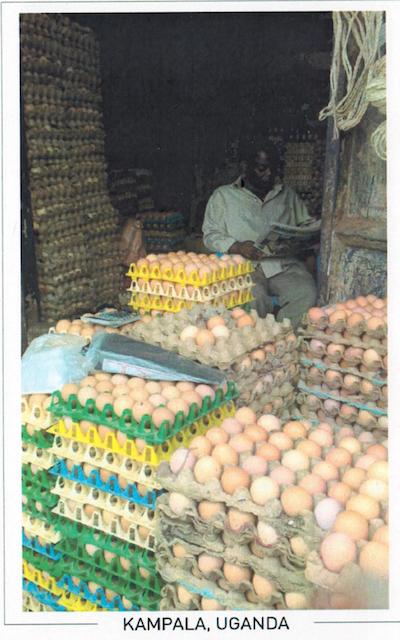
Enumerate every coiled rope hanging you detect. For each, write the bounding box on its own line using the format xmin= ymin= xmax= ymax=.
xmin=319 ymin=11 xmax=386 ymax=160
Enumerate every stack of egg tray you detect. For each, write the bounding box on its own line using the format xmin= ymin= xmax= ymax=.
xmin=296 ymin=310 xmax=387 ymax=434
xmin=123 ymin=306 xmax=299 ymax=417
xmin=109 ymin=169 xmax=138 ymax=216
xmin=21 ymin=14 xmax=122 ymax=321
xmin=126 ymin=257 xmax=254 ymax=313
xmin=44 ymin=381 xmax=237 ymax=611
xmin=139 ymin=211 xmax=186 ymax=253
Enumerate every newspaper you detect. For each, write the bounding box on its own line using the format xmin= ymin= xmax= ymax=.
xmin=254 ymin=219 xmax=321 ymax=258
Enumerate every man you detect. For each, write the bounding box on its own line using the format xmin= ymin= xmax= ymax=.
xmin=202 ymin=139 xmax=317 ymax=328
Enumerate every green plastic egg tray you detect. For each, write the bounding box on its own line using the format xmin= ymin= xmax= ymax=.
xmin=21 ymin=424 xmax=54 ymax=449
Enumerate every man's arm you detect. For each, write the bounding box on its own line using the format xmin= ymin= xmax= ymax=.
xmin=202 ymin=191 xmax=265 ymax=260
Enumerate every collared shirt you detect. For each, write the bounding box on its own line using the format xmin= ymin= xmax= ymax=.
xmin=202 ymin=176 xmax=313 ymax=278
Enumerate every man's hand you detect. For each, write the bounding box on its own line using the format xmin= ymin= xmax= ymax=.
xmin=229 ymin=241 xmax=266 ymax=261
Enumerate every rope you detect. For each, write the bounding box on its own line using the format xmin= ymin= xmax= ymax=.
xmin=319 ymin=12 xmax=386 ymax=161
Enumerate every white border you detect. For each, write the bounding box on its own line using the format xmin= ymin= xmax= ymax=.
xmin=1 ymin=1 xmax=399 ymax=639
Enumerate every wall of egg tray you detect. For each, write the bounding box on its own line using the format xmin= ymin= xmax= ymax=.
xmin=296 ymin=306 xmax=387 ymax=435
xmin=156 ymin=411 xmax=388 ymax=611
xmin=126 ymin=258 xmax=254 ymax=313
xmin=123 ymin=305 xmax=299 ymax=416
xmin=138 ymin=211 xmax=186 ymax=253
xmin=22 ymin=381 xmax=237 ymax=612
xmin=21 ymin=14 xmax=122 ymax=322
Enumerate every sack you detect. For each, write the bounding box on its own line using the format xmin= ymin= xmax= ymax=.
xmin=119 ymin=217 xmax=146 ymax=266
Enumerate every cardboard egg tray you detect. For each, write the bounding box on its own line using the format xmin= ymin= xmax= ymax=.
xmin=48 ymin=400 xmax=236 ymax=467
xmin=22 ymin=442 xmax=59 ymax=470
xmin=127 ymin=259 xmax=253 ymax=286
xmin=302 ymin=315 xmax=387 ymax=340
xmin=51 ymin=476 xmax=157 ymax=530
xmin=297 ymin=382 xmax=387 ymax=418
xmin=52 ymin=499 xmax=156 ymax=551
xmin=129 ymin=274 xmax=254 ymax=301
xmin=300 ymin=370 xmax=385 ymax=404
xmin=49 ymin=382 xmax=237 ymax=446
xmin=22 ymin=529 xmax=62 ymax=561
xmin=23 ymin=581 xmax=67 ymax=611
xmin=299 ymin=330 xmax=387 ymax=357
xmin=300 ymin=357 xmax=386 ymax=387
xmin=48 ymin=439 xmax=161 ymax=490
xmin=49 ymin=458 xmax=162 ymax=509
xmin=128 ymin=288 xmax=254 ymax=313
xmin=159 ymin=582 xmax=228 ymax=610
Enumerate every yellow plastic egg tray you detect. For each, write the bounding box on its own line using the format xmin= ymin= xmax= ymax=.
xmin=49 ymin=438 xmax=161 ymax=490
xmin=57 ymin=591 xmax=106 ymax=612
xmin=127 ymin=259 xmax=253 ymax=286
xmin=51 ymin=477 xmax=156 ymax=529
xmin=22 ymin=442 xmax=59 ymax=470
xmin=22 ymin=560 xmax=64 ymax=597
xmin=52 ymin=499 xmax=156 ymax=551
xmin=48 ymin=401 xmax=235 ymax=466
xmin=128 ymin=274 xmax=253 ymax=301
xmin=128 ymin=288 xmax=254 ymax=313
xmin=22 ymin=514 xmax=61 ymax=544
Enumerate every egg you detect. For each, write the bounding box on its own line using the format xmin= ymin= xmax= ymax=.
xmin=166 ymin=398 xmax=189 ymax=417
xmin=130 ymin=387 xmax=150 ymax=403
xmin=359 ymin=478 xmax=388 ymax=502
xmin=359 ymin=541 xmax=388 ymax=577
xmin=250 ymin=477 xmax=279 ymax=505
xmin=56 ymin=318 xmax=71 ymax=332
xmin=223 ymin=563 xmax=251 ymax=584
xmin=236 ymin=315 xmax=255 ymax=328
xmin=172 ymin=543 xmax=190 ymax=558
xmin=326 ymin=447 xmax=353 ymax=468
xmin=197 ymin=501 xmax=225 ymax=521
xmin=257 ymin=414 xmax=281 ymax=432
xmin=168 ymin=492 xmax=194 ymax=516
xmin=243 ymin=425 xmax=268 ymax=443
xmin=320 ymin=532 xmax=356 ymax=572
xmin=366 ymin=444 xmax=387 ymax=461
xmin=197 ymin=553 xmax=223 ymax=574
xmin=227 ymin=508 xmax=255 ymax=532
xmin=95 ymin=393 xmax=113 ymax=412
xmin=132 ymin=401 xmax=154 ymax=422
xmin=367 ymin=460 xmax=388 ymax=483
xmin=212 ymin=444 xmax=239 ymax=466
xmin=328 ymin=482 xmax=352 ymax=504
xmin=334 ymin=510 xmax=369 ymax=540
xmin=296 ymin=439 xmax=322 ymax=459
xmin=346 ymin=494 xmax=380 ymax=520
xmin=285 ymin=593 xmax=308 ymax=609
xmin=195 ymin=384 xmax=216 ymax=401
xmin=309 ymin=429 xmax=333 ymax=448
xmin=269 ymin=432 xmax=293 ymax=451
xmin=177 ymin=585 xmax=194 ymax=605
xmin=314 ymin=498 xmax=343 ymax=530
xmin=241 ymin=455 xmax=268 ymax=476
xmin=220 ymin=466 xmax=250 ymax=495
xmin=252 ymin=575 xmax=274 ymax=601
xmin=161 ymin=385 xmax=181 ymax=401
xmin=229 ymin=434 xmax=254 ymax=453
xmin=77 ymin=385 xmax=97 ymax=406
xmin=189 ymin=436 xmax=212 ymax=457
xmin=283 ymin=449 xmax=310 ymax=472
xmin=312 ymin=461 xmax=339 ymax=481
xmin=231 ymin=307 xmax=246 ymax=319
xmin=269 ymin=465 xmax=295 ymax=486
xmin=207 ymin=316 xmax=226 ymax=330
xmin=290 ymin=536 xmax=309 ymax=557
xmin=61 ymin=383 xmax=79 ymax=401
xmin=80 ymin=375 xmax=97 ymax=387
xmin=169 ymin=448 xmax=196 ymax=474
xmin=152 ymin=407 xmax=175 ymax=427
xmin=235 ymin=407 xmax=257 ymax=426
xmin=283 ymin=421 xmax=307 ymax=439
xmin=257 ymin=522 xmax=278 ymax=546
xmin=281 ymin=487 xmax=313 ymax=516
xmin=200 ymin=597 xmax=220 ymax=610
xmin=96 ymin=380 xmax=114 ymax=394
xmin=194 ymin=456 xmax=222 ymax=484
xmin=181 ymin=391 xmax=203 ymax=407
xmin=206 ymin=427 xmax=229 ymax=446
xmin=221 ymin=418 xmax=243 ymax=435
xmin=373 ymin=525 xmax=388 ymax=545
xmin=299 ymin=473 xmax=327 ymax=495
xmin=195 ymin=329 xmax=216 ymax=347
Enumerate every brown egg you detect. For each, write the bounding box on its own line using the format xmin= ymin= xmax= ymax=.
xmin=167 ymin=398 xmax=189 ymax=417
xmin=281 ymin=487 xmax=313 ymax=516
xmin=328 ymin=482 xmax=352 ymax=504
xmin=212 ymin=444 xmax=238 ymax=466
xmin=290 ymin=536 xmax=309 ymax=557
xmin=200 ymin=597 xmax=220 ymax=611
xmin=181 ymin=391 xmax=203 ymax=407
xmin=243 ymin=425 xmax=268 ymax=443
xmin=355 ymin=455 xmax=377 ymax=470
xmin=257 ymin=415 xmax=281 ymax=432
xmin=309 ymin=429 xmax=333 ymax=448
xmin=220 ymin=466 xmax=250 ymax=495
xmin=281 ymin=449 xmax=310 ymax=472
xmin=95 ymin=393 xmax=113 ymax=412
xmin=269 ymin=465 xmax=295 ymax=486
xmin=285 ymin=593 xmax=308 ymax=609
xmin=326 ymin=447 xmax=353 ymax=468
xmin=130 ymin=387 xmax=150 ymax=403
xmin=227 ymin=508 xmax=255 ymax=532
xmin=96 ymin=380 xmax=114 ymax=394
xmin=177 ymin=585 xmax=194 ymax=605
xmin=195 ymin=329 xmax=216 ymax=347
xmin=197 ymin=501 xmax=225 ymax=521
xmin=360 ymin=478 xmax=388 ymax=502
xmin=257 ymin=442 xmax=281 ymax=462
xmin=229 ymin=434 xmax=254 ymax=454
xmin=152 ymin=407 xmax=175 ymax=427
xmin=367 ymin=460 xmax=388 ymax=483
xmin=299 ymin=473 xmax=326 ymax=495
xmin=198 ymin=553 xmax=223 ymax=574
xmin=252 ymin=575 xmax=274 ymax=601
xmin=346 ymin=494 xmax=380 ymax=520
xmin=373 ymin=525 xmax=388 ymax=545
xmin=127 ymin=377 xmax=146 ymax=390
xmin=296 ymin=439 xmax=322 ymax=459
xmin=206 ymin=427 xmax=229 ymax=446
xmin=195 ymin=384 xmax=216 ymax=401
xmin=334 ymin=510 xmax=368 ymax=540
xmin=148 ymin=393 xmax=166 ymax=407
xmin=269 ymin=432 xmax=293 ymax=451
xmin=235 ymin=407 xmax=257 ymax=426
xmin=250 ymin=476 xmax=279 ymax=504
xmin=338 ymin=436 xmax=361 ymax=455
xmin=77 ymin=386 xmax=97 ymax=406
xmin=190 ymin=436 xmax=212 ymax=457
xmin=283 ymin=421 xmax=307 ymax=439
xmin=161 ymin=385 xmax=181 ymax=401
xmin=132 ymin=401 xmax=154 ymax=422
xmin=312 ymin=461 xmax=339 ymax=481
xmin=194 ymin=456 xmax=222 ymax=484
xmin=231 ymin=307 xmax=246 ymax=319
xmin=112 ymin=384 xmax=131 ymax=398
xmin=80 ymin=375 xmax=97 ymax=387
xmin=94 ymin=372 xmax=111 ymax=381
xmin=320 ymin=532 xmax=356 ymax=572
xmin=236 ymin=315 xmax=255 ymax=329
xmin=207 ymin=316 xmax=226 ymax=330
xmin=172 ymin=543 xmax=190 ymax=558
xmin=366 ymin=444 xmax=387 ymax=461
xmin=241 ymin=455 xmax=268 ymax=476
xmin=342 ymin=467 xmax=366 ymax=490
xmin=223 ymin=563 xmax=251 ymax=584
xmin=61 ymin=383 xmax=79 ymax=401
xmin=113 ymin=395 xmax=133 ymax=417
xmin=359 ymin=541 xmax=388 ymax=577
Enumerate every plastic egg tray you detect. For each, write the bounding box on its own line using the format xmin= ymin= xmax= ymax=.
xmin=49 ymin=459 xmax=162 ymax=509
xmin=49 ymin=382 xmax=237 ymax=446
xmin=52 ymin=499 xmax=156 ymax=551
xmin=22 ymin=512 xmax=61 ymax=544
xmin=21 ymin=424 xmax=54 ymax=449
xmin=129 ymin=274 xmax=253 ymax=301
xmin=56 ymin=574 xmax=140 ymax=611
xmin=128 ymin=288 xmax=254 ymax=313
xmin=23 ymin=559 xmax=64 ymax=597
xmin=48 ymin=439 xmax=161 ymax=490
xmin=23 ymin=580 xmax=67 ymax=611
xmin=22 ymin=530 xmax=62 ymax=560
xmin=127 ymin=259 xmax=253 ymax=286
xmin=22 ymin=441 xmax=59 ymax=470
xmin=56 ymin=591 xmax=107 ymax=612
xmin=21 ymin=396 xmax=54 ymax=429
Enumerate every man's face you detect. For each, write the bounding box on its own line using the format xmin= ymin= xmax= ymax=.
xmin=245 ymin=150 xmax=276 ymax=192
